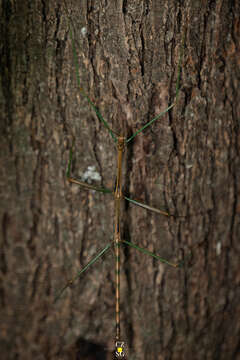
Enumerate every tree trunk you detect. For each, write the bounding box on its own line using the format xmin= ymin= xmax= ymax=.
xmin=0 ymin=1 xmax=239 ymax=359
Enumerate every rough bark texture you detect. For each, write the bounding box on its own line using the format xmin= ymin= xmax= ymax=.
xmin=0 ymin=1 xmax=240 ymax=359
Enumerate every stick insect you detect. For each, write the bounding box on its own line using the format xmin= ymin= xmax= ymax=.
xmin=58 ymin=3 xmax=187 ymax=358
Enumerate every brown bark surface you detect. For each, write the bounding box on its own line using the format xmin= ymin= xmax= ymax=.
xmin=0 ymin=1 xmax=240 ymax=359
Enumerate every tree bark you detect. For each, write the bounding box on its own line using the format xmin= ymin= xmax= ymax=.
xmin=0 ymin=0 xmax=239 ymax=359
